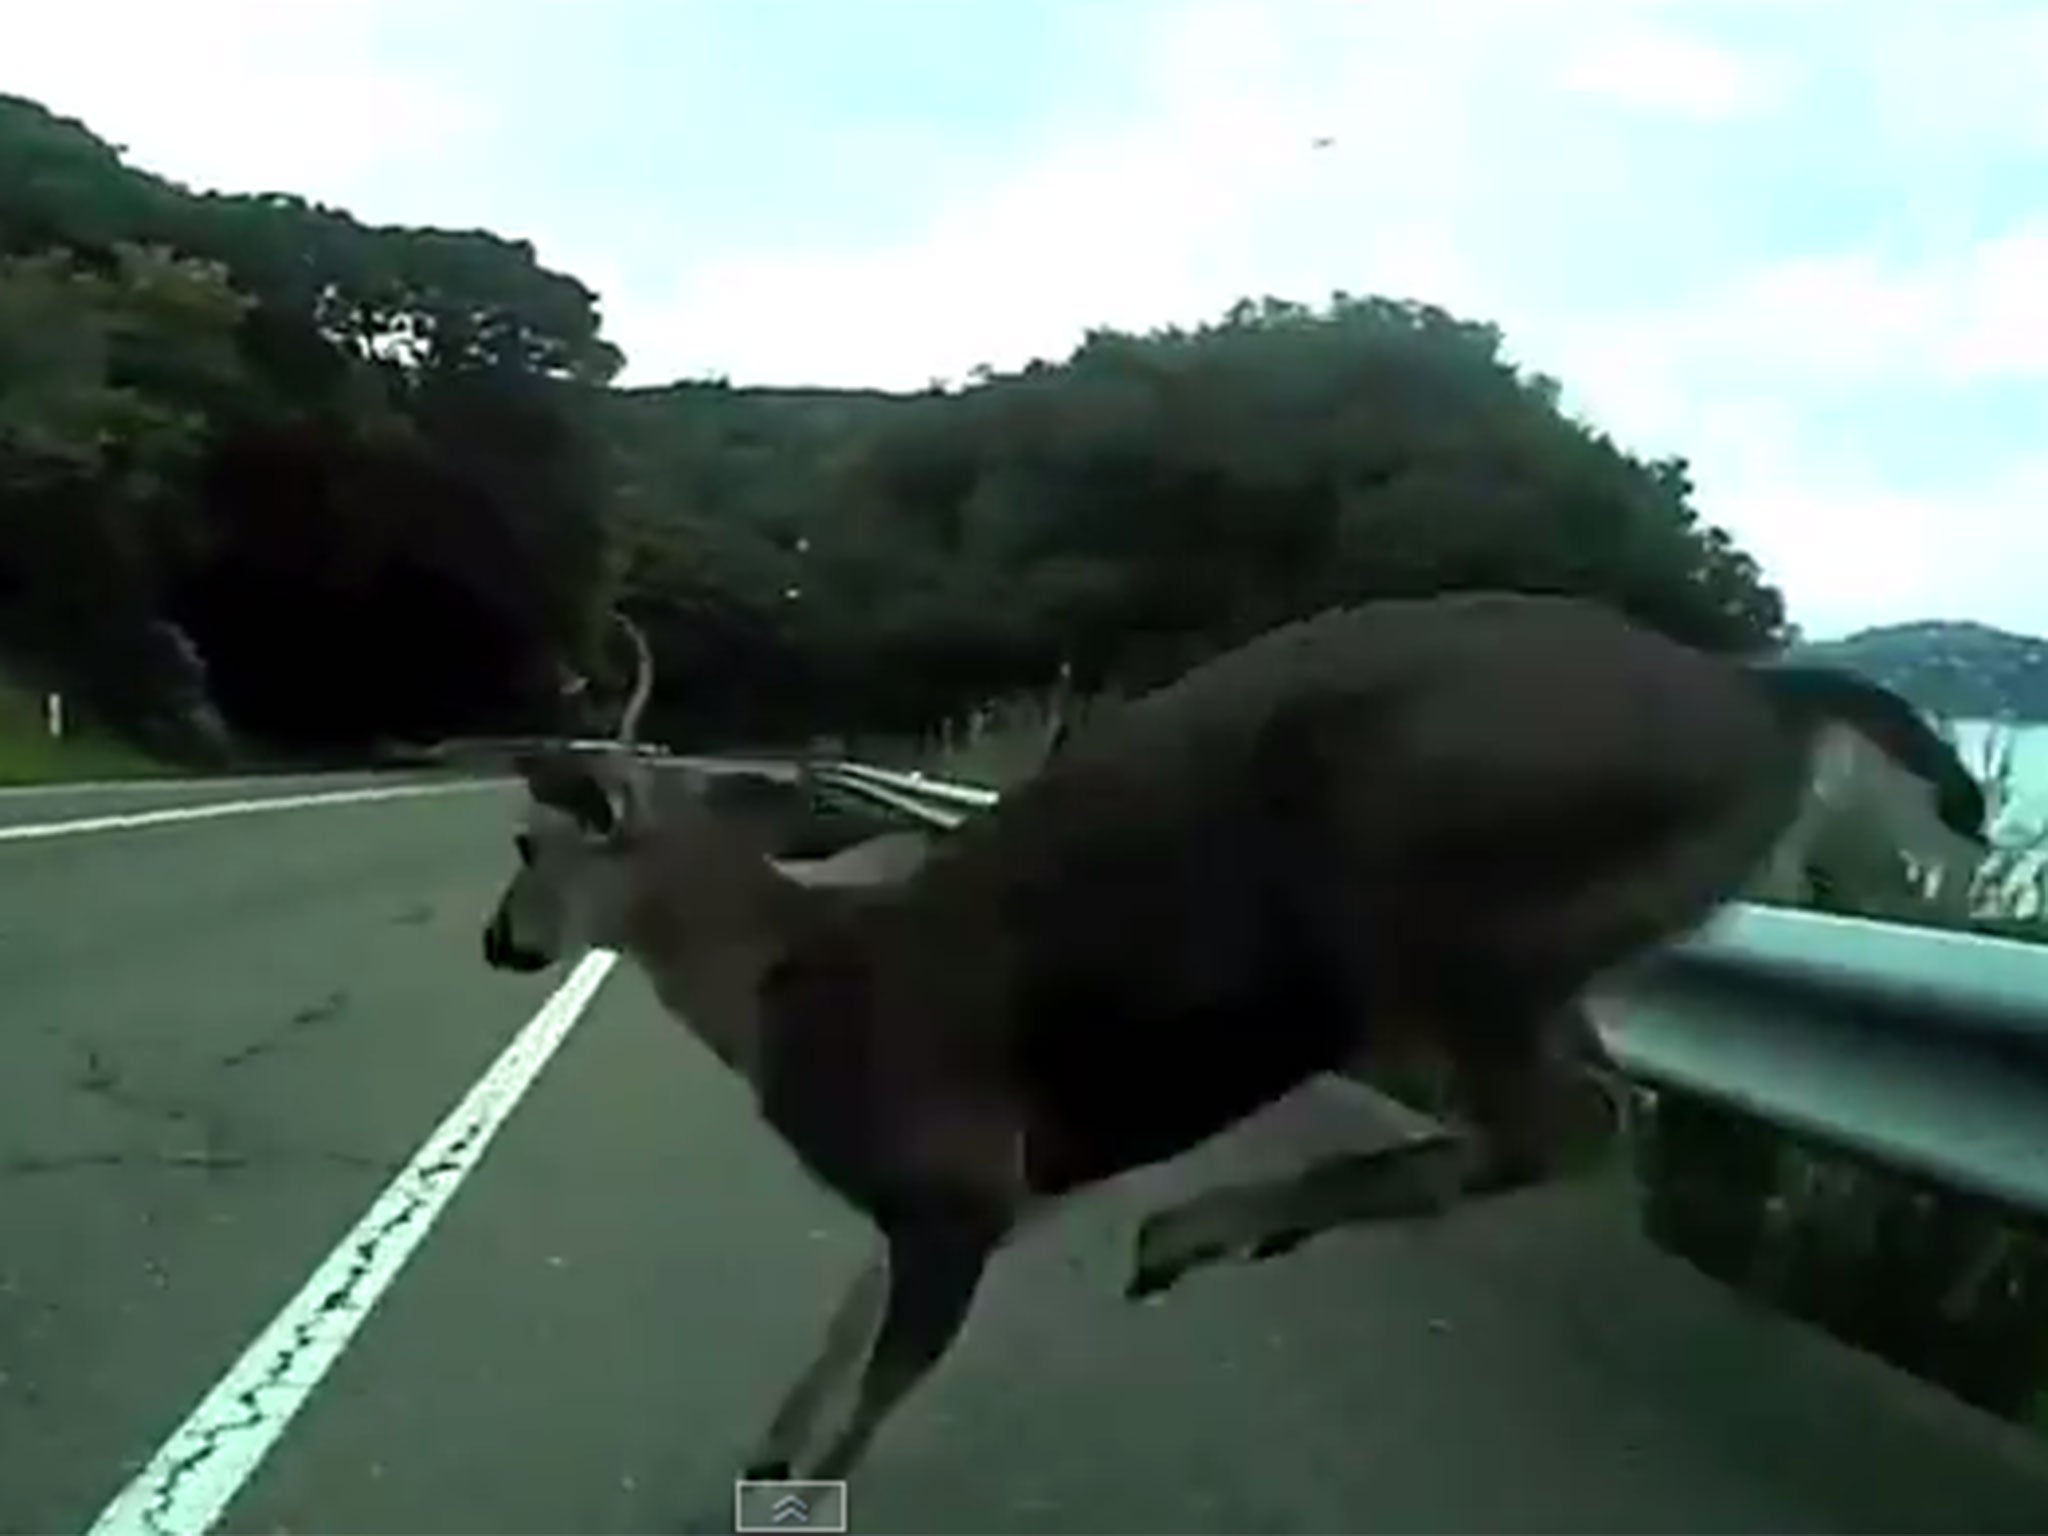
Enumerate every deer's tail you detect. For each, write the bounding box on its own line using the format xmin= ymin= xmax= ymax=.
xmin=1746 ymin=662 xmax=1988 ymax=848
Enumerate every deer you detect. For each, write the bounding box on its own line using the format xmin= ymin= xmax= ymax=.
xmin=479 ymin=590 xmax=1988 ymax=1494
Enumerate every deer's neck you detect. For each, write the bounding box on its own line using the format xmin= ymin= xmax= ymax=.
xmin=616 ymin=831 xmax=823 ymax=1082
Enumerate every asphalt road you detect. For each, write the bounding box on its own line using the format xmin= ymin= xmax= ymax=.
xmin=7 ymin=773 xmax=2048 ymax=1534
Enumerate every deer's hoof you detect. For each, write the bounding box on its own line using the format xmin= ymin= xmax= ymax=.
xmin=1125 ymin=1259 xmax=1179 ymax=1302
xmin=1248 ymin=1226 xmax=1312 ymax=1262
xmin=1127 ymin=1217 xmax=1227 ymax=1303
xmin=742 ymin=1457 xmax=793 ymax=1483
xmin=675 ymin=1499 xmax=734 ymax=1535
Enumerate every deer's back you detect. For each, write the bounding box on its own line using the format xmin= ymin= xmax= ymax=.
xmin=756 ymin=593 xmax=1801 ymax=1210
xmin=1103 ymin=592 xmax=1802 ymax=989
xmin=955 ymin=588 xmax=1800 ymax=1062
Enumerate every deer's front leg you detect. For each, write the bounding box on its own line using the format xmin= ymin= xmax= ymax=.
xmin=801 ymin=1214 xmax=1000 ymax=1482
xmin=741 ymin=1253 xmax=889 ymax=1481
xmin=739 ymin=1209 xmax=1002 ymax=1488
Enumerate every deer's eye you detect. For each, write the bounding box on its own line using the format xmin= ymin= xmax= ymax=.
xmin=515 ymin=833 xmax=536 ymax=866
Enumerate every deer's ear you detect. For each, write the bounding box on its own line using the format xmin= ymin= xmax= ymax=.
xmin=516 ymin=750 xmax=627 ymax=836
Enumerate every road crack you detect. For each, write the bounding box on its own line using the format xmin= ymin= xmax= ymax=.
xmin=135 ymin=1110 xmax=494 ymax=1534
xmin=0 ymin=1146 xmax=395 ymax=1179
xmin=219 ymin=989 xmax=351 ymax=1069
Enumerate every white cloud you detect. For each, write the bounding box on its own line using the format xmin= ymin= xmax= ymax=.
xmin=1521 ymin=226 xmax=2048 ymax=635
xmin=614 ymin=2 xmax=1520 ymax=388
xmin=1942 ymin=227 xmax=2048 ymax=382
xmin=1530 ymin=221 xmax=2048 ymax=467
xmin=1855 ymin=5 xmax=2048 ymax=156
xmin=1708 ymin=452 xmax=2048 ymax=639
xmin=7 ymin=0 xmax=492 ymax=215
xmin=1559 ymin=26 xmax=1785 ymax=119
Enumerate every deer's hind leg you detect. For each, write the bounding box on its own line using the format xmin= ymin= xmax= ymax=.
xmin=1126 ymin=1125 xmax=1465 ymax=1300
xmin=1126 ymin=997 xmax=1620 ymax=1302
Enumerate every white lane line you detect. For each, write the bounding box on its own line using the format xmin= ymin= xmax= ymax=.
xmin=0 ymin=779 xmax=506 ymax=843
xmin=0 ymin=773 xmax=388 ymax=799
xmin=84 ymin=948 xmax=621 ymax=1536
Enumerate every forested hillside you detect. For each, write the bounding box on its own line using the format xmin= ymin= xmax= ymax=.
xmin=0 ymin=91 xmax=1788 ymax=761
xmin=1794 ymin=621 xmax=2048 ymax=722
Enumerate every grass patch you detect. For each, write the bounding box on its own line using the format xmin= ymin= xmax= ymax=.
xmin=0 ymin=673 xmax=168 ymax=785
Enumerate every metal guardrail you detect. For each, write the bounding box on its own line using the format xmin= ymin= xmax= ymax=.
xmin=809 ymin=759 xmax=2048 ymax=1220
xmin=813 ymin=760 xmax=997 ymax=820
xmin=421 ymin=736 xmax=672 ymax=764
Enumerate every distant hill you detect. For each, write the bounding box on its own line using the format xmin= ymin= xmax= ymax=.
xmin=1792 ymin=621 xmax=2048 ymax=723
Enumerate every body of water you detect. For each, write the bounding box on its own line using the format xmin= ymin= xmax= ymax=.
xmin=1948 ymin=720 xmax=2048 ymax=833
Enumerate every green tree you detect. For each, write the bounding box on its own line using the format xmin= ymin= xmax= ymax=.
xmin=0 ymin=242 xmax=250 ymax=730
xmin=0 ymin=92 xmax=627 ymax=755
xmin=802 ymin=293 xmax=1787 ymax=717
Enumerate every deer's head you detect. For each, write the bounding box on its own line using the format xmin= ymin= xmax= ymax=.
xmin=484 ymin=611 xmax=658 ymax=973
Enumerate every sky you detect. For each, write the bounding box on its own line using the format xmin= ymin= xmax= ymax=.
xmin=9 ymin=0 xmax=2045 ymax=639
